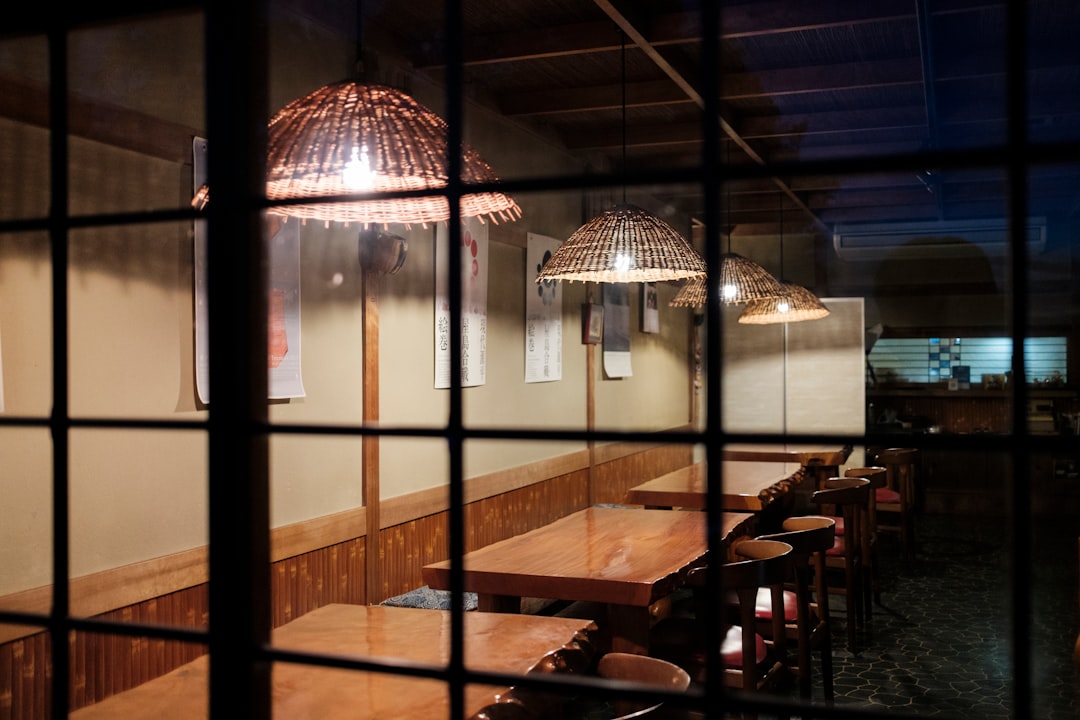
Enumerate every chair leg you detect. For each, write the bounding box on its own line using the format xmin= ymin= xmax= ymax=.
xmin=820 ymin=636 xmax=834 ymax=703
xmin=903 ymin=511 xmax=915 ymax=562
xmin=846 ymin=564 xmax=860 ymax=653
xmin=872 ymin=543 xmax=882 ymax=605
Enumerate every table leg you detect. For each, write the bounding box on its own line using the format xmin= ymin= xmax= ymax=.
xmin=477 ymin=593 xmax=521 ymax=613
xmin=605 ymin=604 xmax=653 ymax=655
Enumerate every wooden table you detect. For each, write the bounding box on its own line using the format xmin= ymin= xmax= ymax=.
xmin=625 ymin=461 xmax=805 ymax=512
xmin=70 ymin=604 xmax=598 ymax=720
xmin=422 ymin=506 xmax=755 ymax=655
xmin=720 ymin=443 xmax=852 ymax=466
xmin=722 ymin=443 xmax=853 ymax=487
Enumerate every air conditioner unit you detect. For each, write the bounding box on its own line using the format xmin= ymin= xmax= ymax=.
xmin=833 ymin=218 xmax=1046 ymax=261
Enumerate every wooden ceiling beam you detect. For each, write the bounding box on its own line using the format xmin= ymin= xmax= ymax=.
xmin=417 ymin=1 xmax=915 ymax=68
xmin=500 ymin=80 xmax=693 ymax=117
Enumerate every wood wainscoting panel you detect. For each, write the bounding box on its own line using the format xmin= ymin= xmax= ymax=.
xmin=463 ymin=470 xmax=590 ymax=552
xmin=0 ymin=628 xmax=50 ymax=720
xmin=378 ymin=512 xmax=450 ymax=603
xmin=270 ymin=537 xmax=366 ymax=628
xmin=377 ymin=467 xmax=590 ymax=602
xmin=0 ymin=584 xmax=211 ymax=720
xmin=591 ymin=443 xmax=695 ymax=505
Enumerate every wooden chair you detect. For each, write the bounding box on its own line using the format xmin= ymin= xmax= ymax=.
xmin=811 ymin=477 xmax=870 ymax=653
xmin=595 ymin=652 xmax=691 ymax=719
xmin=754 ymin=516 xmax=837 ymax=703
xmin=844 ymin=465 xmax=888 ymax=610
xmin=648 ymin=540 xmax=793 ymax=707
xmin=872 ymin=448 xmax=920 ymax=562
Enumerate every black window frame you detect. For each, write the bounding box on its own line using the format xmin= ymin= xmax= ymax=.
xmin=0 ymin=1 xmax=1068 ymax=718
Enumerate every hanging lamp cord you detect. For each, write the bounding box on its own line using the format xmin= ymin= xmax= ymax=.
xmin=620 ymin=29 xmax=628 ymax=204
xmin=778 ymin=194 xmax=785 ymax=282
xmin=725 ymin=143 xmax=732 ymax=253
xmin=354 ymin=2 xmax=364 ymax=78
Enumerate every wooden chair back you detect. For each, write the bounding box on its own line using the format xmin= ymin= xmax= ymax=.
xmin=758 ymin=516 xmax=836 ymax=701
xmin=844 ymin=466 xmax=888 ymax=609
xmin=596 ymin=652 xmax=691 ymax=719
xmin=811 ymin=477 xmax=870 ymax=652
xmin=873 ymin=447 xmax=920 ymax=561
xmin=876 ymin=448 xmax=918 ymax=507
xmin=720 ymin=539 xmax=793 ymax=693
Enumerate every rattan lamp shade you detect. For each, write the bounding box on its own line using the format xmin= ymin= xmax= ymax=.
xmin=718 ymin=253 xmax=784 ymax=304
xmin=266 ymin=81 xmax=522 ymax=226
xmin=535 ymin=204 xmax=706 ymax=284
xmin=669 ymin=273 xmax=708 ymax=308
xmin=738 ymin=282 xmax=830 ymax=324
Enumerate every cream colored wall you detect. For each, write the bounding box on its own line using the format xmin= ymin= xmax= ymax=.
xmin=0 ymin=7 xmax=698 ymax=594
xmin=594 ymin=282 xmax=695 ymax=432
xmin=785 ymin=298 xmax=866 ymax=437
xmin=721 ymin=309 xmax=787 ymax=433
xmin=719 ymin=298 xmax=866 ymax=459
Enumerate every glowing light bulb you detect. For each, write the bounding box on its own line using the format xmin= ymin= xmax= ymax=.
xmin=613 ymin=253 xmax=632 ymax=273
xmin=343 ymin=145 xmax=375 ymax=189
xmin=722 ymin=283 xmax=738 ymax=301
xmin=777 ymin=299 xmax=790 ymax=313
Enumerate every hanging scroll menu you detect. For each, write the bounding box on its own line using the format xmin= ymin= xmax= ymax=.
xmin=602 ymin=283 xmax=632 ymax=378
xmin=525 ymin=233 xmax=562 ymax=383
xmin=193 ymin=137 xmax=305 ymax=404
xmin=434 ymin=217 xmax=488 ymax=388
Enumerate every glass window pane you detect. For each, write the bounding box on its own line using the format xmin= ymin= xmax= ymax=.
xmin=69 ymin=428 xmax=208 ymax=626
xmin=67 ymin=13 xmax=204 ymax=217
xmin=0 ymin=231 xmax=52 ymax=417
xmin=0 ymin=34 xmax=49 ymax=222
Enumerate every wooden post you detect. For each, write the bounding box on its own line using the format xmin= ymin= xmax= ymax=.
xmin=362 ymin=270 xmax=382 ymax=603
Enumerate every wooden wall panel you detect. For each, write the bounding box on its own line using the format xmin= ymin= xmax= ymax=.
xmin=377 ymin=468 xmax=592 ymax=600
xmin=464 ymin=470 xmax=590 ymax=552
xmin=591 ymin=444 xmax=693 ymax=505
xmin=378 ymin=513 xmax=449 ymax=601
xmin=270 ymin=537 xmax=366 ymax=628
xmin=0 ymin=630 xmax=49 ymax=720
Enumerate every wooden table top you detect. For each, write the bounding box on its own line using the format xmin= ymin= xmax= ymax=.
xmin=721 ymin=443 xmax=853 ymax=467
xmin=422 ymin=507 xmax=753 ymax=608
xmin=70 ymin=604 xmax=598 ymax=720
xmin=624 ymin=461 xmax=806 ymax=512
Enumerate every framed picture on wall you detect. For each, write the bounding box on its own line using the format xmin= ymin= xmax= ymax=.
xmin=582 ymin=303 xmax=604 ymax=344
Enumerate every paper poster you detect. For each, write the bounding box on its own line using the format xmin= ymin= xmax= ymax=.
xmin=641 ymin=282 xmax=659 ymax=333
xmin=525 ymin=233 xmax=562 ymax=383
xmin=265 ymin=217 xmax=306 ymax=399
xmin=435 ymin=217 xmax=488 ymax=388
xmin=602 ymin=283 xmax=632 ymax=378
xmin=193 ymin=137 xmax=305 ymax=404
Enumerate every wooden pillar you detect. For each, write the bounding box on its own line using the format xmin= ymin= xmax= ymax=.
xmin=586 ymin=283 xmax=598 ymax=506
xmin=362 ymin=271 xmax=382 ymax=603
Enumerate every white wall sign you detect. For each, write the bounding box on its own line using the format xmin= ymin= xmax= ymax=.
xmin=193 ymin=137 xmax=306 ymax=403
xmin=525 ymin=233 xmax=562 ymax=383
xmin=602 ymin=283 xmax=632 ymax=378
xmin=434 ymin=217 xmax=488 ymax=388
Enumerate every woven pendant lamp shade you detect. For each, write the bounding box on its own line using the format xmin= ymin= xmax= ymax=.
xmin=718 ymin=253 xmax=784 ymax=304
xmin=536 ymin=204 xmax=706 ymax=284
xmin=669 ymin=273 xmax=708 ymax=308
xmin=738 ymin=282 xmax=830 ymax=324
xmin=266 ymin=81 xmax=522 ymax=226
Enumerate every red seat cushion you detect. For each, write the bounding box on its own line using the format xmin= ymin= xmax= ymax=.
xmin=827 ymin=515 xmax=845 ymax=535
xmin=720 ymin=625 xmax=767 ymax=667
xmin=876 ymin=487 xmax=902 ymax=504
xmin=825 ymin=536 xmax=847 ymax=556
xmin=751 ymin=587 xmax=798 ymax=623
